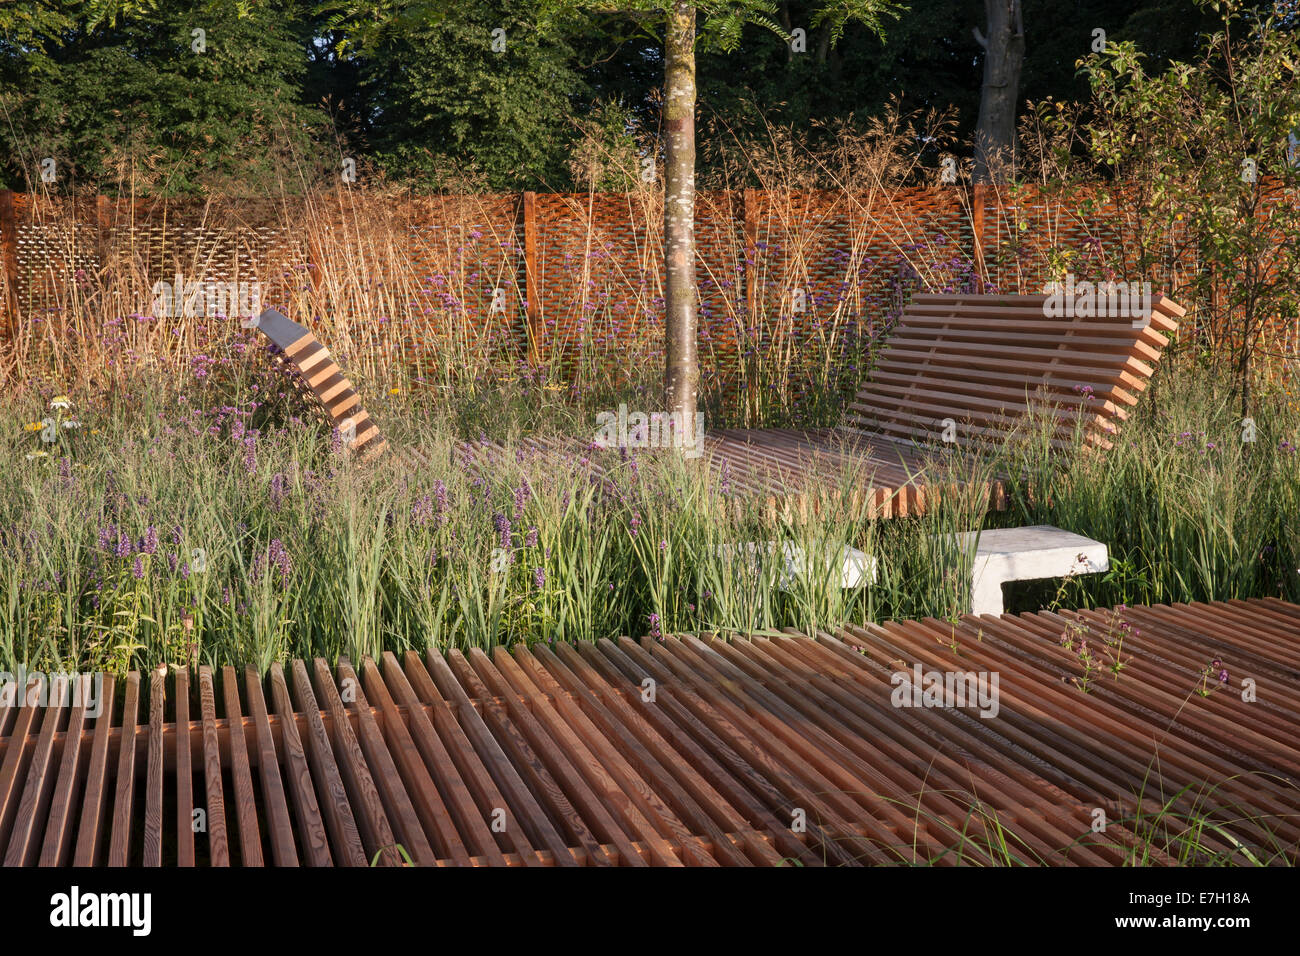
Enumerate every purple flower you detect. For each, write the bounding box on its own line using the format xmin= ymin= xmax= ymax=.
xmin=533 ymin=566 xmax=545 ymax=589
xmin=131 ymin=555 xmax=145 ymax=579
xmin=269 ymin=472 xmax=288 ymax=510
xmin=525 ymin=527 xmax=538 ymax=548
xmin=140 ymin=526 xmax=158 ymax=555
xmin=268 ymin=538 xmax=292 ymax=585
xmin=493 ymin=513 xmax=511 ymax=548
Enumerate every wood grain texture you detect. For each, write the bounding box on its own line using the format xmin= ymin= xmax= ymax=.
xmin=3 ymin=598 xmax=1296 ymax=867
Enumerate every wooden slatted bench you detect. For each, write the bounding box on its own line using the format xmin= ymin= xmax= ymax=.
xmin=254 ymin=308 xmax=387 ymax=457
xmin=255 ymin=293 xmax=1183 ymax=520
xmin=710 ymin=292 xmax=1184 ymax=512
xmin=708 ymin=292 xmax=1181 ymax=609
xmin=843 ymin=291 xmax=1184 ymax=452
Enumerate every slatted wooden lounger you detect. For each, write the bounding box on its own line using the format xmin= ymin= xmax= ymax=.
xmin=255 ymin=292 xmax=1183 ymax=519
xmin=705 ymin=291 xmax=1185 ymax=516
xmin=253 ymin=307 xmax=387 ymax=458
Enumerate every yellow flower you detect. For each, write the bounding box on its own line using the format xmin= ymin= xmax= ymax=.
xmin=23 ymin=421 xmax=43 ymax=432
xmin=389 ymin=387 xmax=401 ymax=395
xmin=543 ymin=384 xmax=564 ymax=392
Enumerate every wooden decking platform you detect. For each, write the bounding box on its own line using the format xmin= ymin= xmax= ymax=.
xmin=460 ymin=426 xmax=1007 ymax=519
xmin=1 ymin=599 xmax=1296 ymax=866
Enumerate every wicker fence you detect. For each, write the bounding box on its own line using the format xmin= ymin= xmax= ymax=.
xmin=1 ymin=183 xmax=1296 ymax=374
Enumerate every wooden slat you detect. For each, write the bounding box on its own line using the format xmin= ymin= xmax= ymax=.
xmin=3 ymin=676 xmax=64 ymax=866
xmin=221 ymin=665 xmax=264 ymax=866
xmin=0 ymin=677 xmax=42 ymax=853
xmin=268 ymin=664 xmax=332 ymax=866
xmin=198 ymin=667 xmax=230 ymax=866
xmin=39 ymin=675 xmax=93 ymax=866
xmin=174 ymin=668 xmax=194 ymax=867
xmin=72 ymin=674 xmax=116 ymax=866
xmin=106 ymin=672 xmax=141 ymax=867
xmin=143 ymin=668 xmax=165 ymax=866
xmin=243 ymin=666 xmax=299 ymax=866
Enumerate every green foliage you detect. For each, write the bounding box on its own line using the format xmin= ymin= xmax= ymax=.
xmin=1073 ymin=0 xmax=1300 ymax=407
xmin=0 ymin=0 xmax=1242 ymax=193
xmin=0 ymin=0 xmax=332 ymax=195
xmin=342 ymin=1 xmax=588 ymax=190
xmin=1 ymin=347 xmax=1296 ymax=673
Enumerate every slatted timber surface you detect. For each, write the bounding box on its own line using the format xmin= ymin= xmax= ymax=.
xmin=454 ymin=293 xmax=1184 ymax=518
xmin=847 ymin=292 xmax=1185 ymax=451
xmin=2 ymin=598 xmax=1294 ymax=866
xmin=457 ymin=427 xmax=1007 ymax=521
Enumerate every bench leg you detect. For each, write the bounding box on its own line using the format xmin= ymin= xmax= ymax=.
xmin=970 ymin=559 xmax=1005 ymax=616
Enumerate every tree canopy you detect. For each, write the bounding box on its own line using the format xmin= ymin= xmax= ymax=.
xmin=0 ymin=0 xmax=1245 ymax=194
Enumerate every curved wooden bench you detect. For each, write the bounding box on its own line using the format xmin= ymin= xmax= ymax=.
xmin=252 ymin=307 xmax=387 ymax=458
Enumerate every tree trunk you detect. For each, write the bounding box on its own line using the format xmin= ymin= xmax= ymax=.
xmin=973 ymin=0 xmax=1024 ymax=184
xmin=663 ymin=2 xmax=698 ymax=425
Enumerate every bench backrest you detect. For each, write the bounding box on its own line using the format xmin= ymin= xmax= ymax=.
xmin=845 ymin=292 xmax=1184 ymax=450
xmin=255 ymin=308 xmax=387 ymax=457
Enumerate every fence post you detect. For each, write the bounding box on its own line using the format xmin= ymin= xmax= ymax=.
xmin=94 ymin=194 xmax=111 ymax=268
xmin=0 ymin=189 xmax=19 ymax=330
xmin=743 ymin=188 xmax=758 ymax=318
xmin=971 ymin=183 xmax=987 ymax=292
xmin=522 ymin=190 xmax=541 ymax=363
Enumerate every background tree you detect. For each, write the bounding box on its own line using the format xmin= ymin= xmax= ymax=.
xmin=538 ymin=0 xmax=905 ymax=426
xmin=0 ymin=0 xmax=329 ymax=195
xmin=973 ymin=0 xmax=1024 ymax=183
xmin=320 ymin=0 xmax=588 ymax=190
xmin=1078 ymin=0 xmax=1300 ymax=414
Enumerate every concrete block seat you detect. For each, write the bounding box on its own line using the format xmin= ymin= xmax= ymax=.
xmin=722 ymin=525 xmax=1106 ymax=616
xmin=953 ymin=524 xmax=1109 ymax=615
xmin=717 ymin=540 xmax=878 ymax=590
